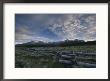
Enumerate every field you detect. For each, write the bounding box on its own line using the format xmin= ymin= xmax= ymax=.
xmin=15 ymin=45 xmax=96 ymax=68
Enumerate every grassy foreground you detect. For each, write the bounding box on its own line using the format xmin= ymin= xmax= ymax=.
xmin=15 ymin=45 xmax=96 ymax=68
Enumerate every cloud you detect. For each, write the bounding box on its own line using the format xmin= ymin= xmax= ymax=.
xmin=15 ymin=25 xmax=35 ymax=40
xmin=16 ymin=33 xmax=54 ymax=44
xmin=15 ymin=14 xmax=96 ymax=44
xmin=45 ymin=14 xmax=96 ymax=41
xmin=15 ymin=25 xmax=54 ymax=44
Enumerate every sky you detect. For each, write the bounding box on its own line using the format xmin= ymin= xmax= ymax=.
xmin=15 ymin=14 xmax=96 ymax=44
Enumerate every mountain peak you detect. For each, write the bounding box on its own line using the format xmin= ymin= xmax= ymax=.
xmin=25 ymin=41 xmax=36 ymax=44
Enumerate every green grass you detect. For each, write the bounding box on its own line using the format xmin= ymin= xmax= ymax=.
xmin=15 ymin=45 xmax=96 ymax=68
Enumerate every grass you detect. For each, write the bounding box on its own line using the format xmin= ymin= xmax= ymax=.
xmin=15 ymin=45 xmax=96 ymax=68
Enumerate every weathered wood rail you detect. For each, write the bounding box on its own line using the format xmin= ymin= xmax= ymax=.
xmin=55 ymin=51 xmax=96 ymax=68
xmin=77 ymin=62 xmax=96 ymax=68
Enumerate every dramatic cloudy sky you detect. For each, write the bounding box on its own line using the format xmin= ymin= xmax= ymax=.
xmin=15 ymin=14 xmax=96 ymax=44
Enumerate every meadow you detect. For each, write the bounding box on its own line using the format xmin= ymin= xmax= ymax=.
xmin=15 ymin=45 xmax=96 ymax=68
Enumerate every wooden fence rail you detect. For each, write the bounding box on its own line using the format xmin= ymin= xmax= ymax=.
xmin=56 ymin=51 xmax=96 ymax=68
